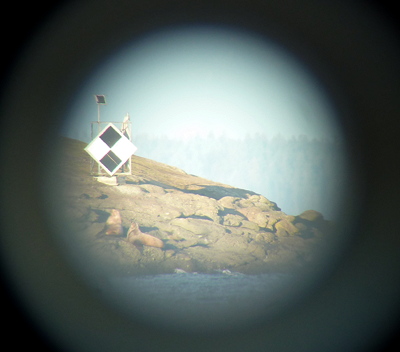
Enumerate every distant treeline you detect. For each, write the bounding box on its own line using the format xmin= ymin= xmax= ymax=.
xmin=132 ymin=133 xmax=347 ymax=219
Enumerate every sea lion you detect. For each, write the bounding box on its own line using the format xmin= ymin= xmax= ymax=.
xmin=127 ymin=221 xmax=164 ymax=248
xmin=96 ymin=209 xmax=123 ymax=238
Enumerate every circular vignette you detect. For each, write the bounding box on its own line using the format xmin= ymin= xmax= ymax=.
xmin=1 ymin=1 xmax=400 ymax=352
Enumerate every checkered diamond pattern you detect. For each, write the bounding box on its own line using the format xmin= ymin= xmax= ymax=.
xmin=85 ymin=123 xmax=137 ymax=176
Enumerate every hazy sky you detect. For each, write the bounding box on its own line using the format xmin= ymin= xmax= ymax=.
xmin=62 ymin=26 xmax=341 ymax=143
xmin=61 ymin=26 xmax=347 ymax=218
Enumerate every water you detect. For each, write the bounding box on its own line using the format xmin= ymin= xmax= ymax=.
xmin=98 ymin=270 xmax=297 ymax=333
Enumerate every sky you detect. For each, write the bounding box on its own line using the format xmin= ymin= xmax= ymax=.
xmin=62 ymin=25 xmax=342 ymax=143
xmin=60 ymin=25 xmax=348 ymax=218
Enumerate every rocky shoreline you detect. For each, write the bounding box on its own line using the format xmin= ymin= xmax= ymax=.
xmin=55 ymin=137 xmax=334 ymax=276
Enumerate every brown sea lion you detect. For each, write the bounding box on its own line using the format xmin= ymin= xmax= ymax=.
xmin=96 ymin=209 xmax=123 ymax=238
xmin=127 ymin=221 xmax=164 ymax=248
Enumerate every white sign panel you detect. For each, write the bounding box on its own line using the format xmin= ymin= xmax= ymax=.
xmin=85 ymin=123 xmax=137 ymax=176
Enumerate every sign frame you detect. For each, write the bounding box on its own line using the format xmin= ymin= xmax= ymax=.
xmin=85 ymin=122 xmax=137 ymax=176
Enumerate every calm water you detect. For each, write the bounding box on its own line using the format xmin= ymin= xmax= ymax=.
xmin=99 ymin=270 xmax=298 ymax=332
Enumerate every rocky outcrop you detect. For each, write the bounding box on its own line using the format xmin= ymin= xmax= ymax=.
xmin=57 ymin=137 xmax=334 ymax=276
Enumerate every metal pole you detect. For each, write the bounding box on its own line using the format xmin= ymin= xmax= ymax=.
xmin=97 ymin=104 xmax=101 ymax=175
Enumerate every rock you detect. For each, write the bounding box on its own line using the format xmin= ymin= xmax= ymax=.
xmin=174 ymin=268 xmax=187 ymax=274
xmin=235 ymin=207 xmax=263 ymax=225
xmin=165 ymin=250 xmax=175 ymax=258
xmin=294 ymin=222 xmax=308 ymax=232
xmin=251 ymin=195 xmax=280 ymax=211
xmin=161 ymin=192 xmax=222 ymax=222
xmin=275 ymin=219 xmax=300 ymax=237
xmin=170 ymin=218 xmax=211 ymax=235
xmin=139 ymin=184 xmax=166 ymax=194
xmin=298 ymin=210 xmax=324 ymax=222
xmin=294 ymin=210 xmax=330 ymax=239
xmin=95 ymin=176 xmax=118 ymax=186
xmin=217 ymin=196 xmax=239 ymax=209
xmin=221 ymin=214 xmax=243 ymax=227
xmin=57 ymin=137 xmax=333 ymax=276
xmin=169 ymin=218 xmax=227 ymax=245
xmin=240 ymin=220 xmax=260 ymax=231
xmin=115 ymin=185 xmax=144 ymax=195
xmin=255 ymin=232 xmax=276 ymax=243
xmin=248 ymin=242 xmax=267 ymax=259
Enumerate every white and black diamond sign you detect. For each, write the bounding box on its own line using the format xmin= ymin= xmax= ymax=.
xmin=85 ymin=123 xmax=137 ymax=176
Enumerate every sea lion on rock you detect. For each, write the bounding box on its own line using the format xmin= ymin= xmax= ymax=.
xmin=96 ymin=209 xmax=123 ymax=238
xmin=127 ymin=221 xmax=164 ymax=248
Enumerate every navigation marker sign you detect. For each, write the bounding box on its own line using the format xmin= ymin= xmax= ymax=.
xmin=85 ymin=123 xmax=137 ymax=176
xmin=94 ymin=94 xmax=106 ymax=104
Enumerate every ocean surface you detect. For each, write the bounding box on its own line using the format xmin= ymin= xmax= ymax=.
xmin=98 ymin=270 xmax=300 ymax=333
